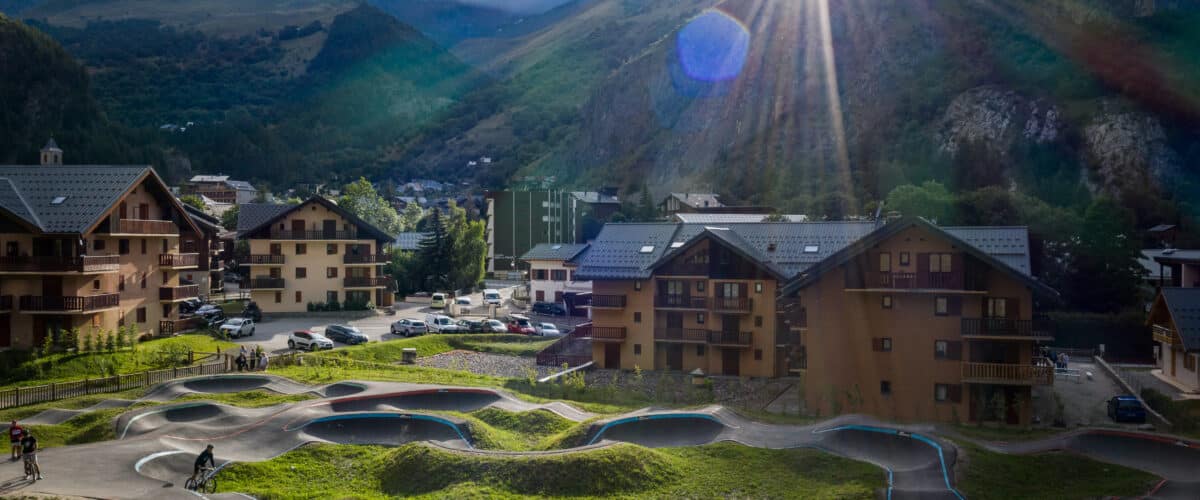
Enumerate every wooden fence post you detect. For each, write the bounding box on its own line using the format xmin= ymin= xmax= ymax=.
xmin=84 ymin=378 xmax=90 ymax=396
xmin=173 ymin=366 xmax=178 ymax=379
xmin=188 ymin=350 xmax=194 ymax=365
xmin=14 ymin=387 xmax=19 ymax=407
xmin=146 ymin=370 xmax=151 ymax=387
xmin=51 ymin=382 xmax=56 ymax=401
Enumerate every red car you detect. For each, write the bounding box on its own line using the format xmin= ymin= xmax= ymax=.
xmin=506 ymin=315 xmax=536 ymax=334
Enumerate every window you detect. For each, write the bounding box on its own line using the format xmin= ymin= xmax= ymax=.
xmin=639 ymin=246 xmax=654 ymax=254
xmin=118 ymin=278 xmax=125 ymax=292
xmin=935 ymin=340 xmax=948 ymax=359
xmin=94 ymin=239 xmax=106 ymax=251
xmin=535 ymin=291 xmax=545 ymax=302
xmin=296 ymin=267 xmax=307 ymax=279
xmin=696 ymin=313 xmax=705 ymax=324
xmin=295 ymin=291 xmax=302 ymax=303
xmin=296 ymin=243 xmax=307 ymax=255
xmin=5 ymin=242 xmax=16 ymax=256
xmin=183 ymin=240 xmax=195 ymax=253
xmin=270 ymin=243 xmax=281 ymax=255
xmin=754 ymin=282 xmax=763 ymax=293
xmin=755 ymin=316 xmax=763 ymax=327
xmin=873 ymin=337 xmax=892 ymax=352
xmin=929 ymin=253 xmax=953 ymax=273
xmin=696 ymin=281 xmax=705 ymax=293
xmin=140 ymin=239 xmax=146 ymax=255
xmin=327 ymin=244 xmax=337 ymax=255
xmin=986 ymin=298 xmax=1007 ymax=318
xmin=666 ymin=280 xmax=685 ymax=296
xmin=696 ymin=345 xmax=705 ymax=356
xmin=880 ymin=381 xmax=892 ymax=396
xmin=634 ymin=281 xmax=642 ymax=291
xmin=551 ymin=270 xmax=567 ymax=281
xmin=569 ymin=271 xmax=575 ymax=281
xmin=935 ymin=297 xmax=948 ymax=316
xmin=136 ymin=307 xmax=146 ymax=323
xmin=754 ymin=349 xmax=762 ymax=361
xmin=935 ymin=384 xmax=949 ymax=402
xmin=900 ymin=252 xmax=910 ymax=266
xmin=50 ymin=196 xmax=67 ymax=205
xmin=803 ymin=245 xmax=819 ymax=253
xmin=327 ymin=267 xmax=338 ymax=278
xmin=140 ymin=274 xmax=147 ymax=289
xmin=879 ymin=252 xmax=891 ymax=272
xmin=634 ymin=312 xmax=642 ymax=323
xmin=327 ymin=291 xmax=338 ymax=304
xmin=119 ymin=239 xmax=130 ymax=255
xmin=274 ymin=291 xmax=282 ymax=303
xmin=882 ymin=295 xmax=893 ymax=309
xmin=533 ymin=269 xmax=547 ymax=280
xmin=634 ymin=344 xmax=642 ymax=355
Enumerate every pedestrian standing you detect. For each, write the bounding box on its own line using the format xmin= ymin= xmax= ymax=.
xmin=1062 ymin=352 xmax=1069 ymax=369
xmin=259 ymin=351 xmax=269 ymax=371
xmin=249 ymin=346 xmax=258 ymax=370
xmin=235 ymin=352 xmax=247 ymax=371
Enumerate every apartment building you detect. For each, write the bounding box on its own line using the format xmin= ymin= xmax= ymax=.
xmin=485 ymin=189 xmax=619 ymax=275
xmin=573 ymin=217 xmax=1057 ymax=425
xmin=180 ymin=203 xmax=226 ymax=296
xmin=0 ymin=148 xmax=203 ymax=348
xmin=1147 ymin=249 xmax=1200 ymax=392
xmin=520 ymin=243 xmax=590 ymax=305
xmin=183 ymin=175 xmax=257 ymax=205
xmin=237 ymin=197 xmax=394 ymax=313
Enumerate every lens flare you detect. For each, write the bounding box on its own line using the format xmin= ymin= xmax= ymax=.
xmin=676 ymin=10 xmax=751 ymax=82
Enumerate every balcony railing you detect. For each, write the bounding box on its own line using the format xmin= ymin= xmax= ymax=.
xmin=0 ymin=254 xmax=120 ymax=273
xmin=343 ymin=254 xmax=383 ymax=264
xmin=708 ymin=330 xmax=752 ymax=347
xmin=113 ymin=218 xmax=178 ymax=235
xmin=590 ymin=326 xmax=627 ymax=342
xmin=712 ymin=296 xmax=752 ymax=313
xmin=269 ymin=230 xmax=358 ymax=240
xmin=775 ymin=330 xmax=803 ymax=346
xmin=867 ymin=271 xmax=975 ymax=290
xmin=961 ymin=361 xmax=1054 ymax=386
xmin=159 ymin=317 xmax=203 ymax=335
xmin=0 ymin=295 xmax=11 ymax=311
xmin=19 ymin=294 xmax=120 ymax=313
xmin=1153 ymin=324 xmax=1178 ymax=345
xmin=158 ymin=253 xmax=199 ymax=268
xmin=659 ymin=263 xmax=709 ymax=276
xmin=247 ymin=254 xmax=285 ymax=265
xmin=590 ymin=294 xmax=626 ymax=309
xmin=344 ymin=276 xmax=390 ymax=288
xmin=159 ymin=285 xmax=200 ymax=301
xmin=249 ymin=277 xmax=286 ymax=289
xmin=962 ymin=318 xmax=1055 ymax=339
xmin=654 ymin=328 xmax=709 ymax=343
xmin=655 ymin=294 xmax=707 ymax=309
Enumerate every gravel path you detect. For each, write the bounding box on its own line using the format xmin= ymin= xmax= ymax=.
xmin=416 ymin=350 xmax=557 ymax=379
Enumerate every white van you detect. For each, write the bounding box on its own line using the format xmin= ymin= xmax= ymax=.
xmin=483 ymin=289 xmax=502 ymax=306
xmin=425 ymin=314 xmax=461 ymax=333
xmin=430 ymin=293 xmax=447 ymax=309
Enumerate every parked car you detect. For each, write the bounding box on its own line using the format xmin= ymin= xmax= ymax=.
xmin=219 ymin=318 xmax=255 ymax=338
xmin=242 ymin=301 xmax=262 ymax=322
xmin=534 ymin=322 xmax=561 ymax=336
xmin=180 ymin=298 xmax=204 ymax=315
xmin=532 ymin=301 xmax=567 ymax=316
xmin=483 ymin=289 xmax=502 ymax=306
xmin=506 ymin=314 xmax=536 ymax=334
xmin=456 ymin=318 xmax=484 ymax=332
xmin=1107 ymin=395 xmax=1147 ymax=423
xmin=430 ymin=293 xmax=448 ymax=309
xmin=390 ymin=318 xmax=427 ymax=337
xmin=325 ymin=324 xmax=368 ymax=345
xmin=455 ymin=297 xmax=473 ymax=306
xmin=483 ymin=319 xmax=507 ymax=333
xmin=288 ymin=330 xmax=334 ymax=351
xmin=425 ymin=314 xmax=461 ymax=333
xmin=194 ymin=304 xmax=222 ymax=317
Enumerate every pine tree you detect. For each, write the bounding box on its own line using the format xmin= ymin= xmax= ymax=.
xmin=637 ymin=183 xmax=657 ymax=221
xmin=417 ymin=207 xmax=452 ymax=292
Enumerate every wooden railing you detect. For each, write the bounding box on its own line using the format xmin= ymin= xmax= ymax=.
xmin=659 ymin=263 xmax=709 ymax=276
xmin=114 ymin=218 xmax=178 ymax=235
xmin=775 ymin=330 xmax=803 ymax=346
xmin=1152 ymin=324 xmax=1178 ymax=345
xmin=655 ymin=294 xmax=707 ymax=309
xmin=961 ymin=361 xmax=1054 ymax=385
xmin=708 ymin=330 xmax=752 ymax=347
xmin=159 ymin=285 xmax=200 ymax=301
xmin=269 ymin=230 xmax=358 ymax=240
xmin=654 ymin=328 xmax=710 ymax=343
xmin=962 ymin=318 xmax=1054 ymax=339
xmin=589 ymin=294 xmax=626 ymax=309
xmin=343 ymin=254 xmax=383 ymax=264
xmin=158 ymin=253 xmax=199 ymax=267
xmin=712 ymin=296 xmax=752 ymax=313
xmin=249 ymin=277 xmax=286 ymax=289
xmin=19 ymin=293 xmax=120 ymax=313
xmin=247 ymin=254 xmax=285 ymax=265
xmin=344 ymin=276 xmax=390 ymax=287
xmin=589 ymin=326 xmax=627 ymax=342
xmin=159 ymin=317 xmax=204 ymax=335
xmin=871 ymin=271 xmax=969 ymax=290
xmin=0 ymin=254 xmax=120 ymax=273
xmin=0 ymin=355 xmax=229 ymax=410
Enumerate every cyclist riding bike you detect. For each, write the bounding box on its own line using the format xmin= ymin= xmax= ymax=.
xmin=21 ymin=430 xmax=41 ymax=481
xmin=9 ymin=421 xmax=22 ymax=460
xmin=189 ymin=444 xmax=215 ymax=485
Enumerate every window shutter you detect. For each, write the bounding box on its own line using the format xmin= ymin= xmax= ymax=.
xmin=948 ymin=341 xmax=963 ymax=361
xmin=949 ymin=384 xmax=963 ymax=403
xmin=872 ymin=338 xmax=884 ymax=351
xmin=947 ymin=296 xmax=963 ymax=316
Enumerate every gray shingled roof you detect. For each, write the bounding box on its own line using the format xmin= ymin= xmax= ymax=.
xmin=225 ymin=180 xmax=255 ymax=191
xmin=394 ymin=232 xmax=427 ymax=251
xmin=0 ymin=165 xmax=150 ymax=233
xmin=668 ymin=192 xmax=722 ymax=209
xmin=1152 ymin=249 xmax=1200 ymax=264
xmin=943 ymin=226 xmax=1032 ymax=275
xmin=1160 ymin=288 xmax=1200 ymax=351
xmin=237 ymin=203 xmax=291 ymax=234
xmin=236 ymin=197 xmax=394 ymax=242
xmin=521 ymin=243 xmax=589 ymax=262
xmin=571 ymin=191 xmax=620 ymax=205
xmin=674 ymin=213 xmax=808 ymax=223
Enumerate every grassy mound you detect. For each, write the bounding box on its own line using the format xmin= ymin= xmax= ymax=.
xmin=0 ymin=334 xmax=235 ymax=388
xmin=311 ymin=334 xmax=557 ymax=363
xmin=957 ymin=442 xmax=1159 ymax=499
xmin=25 ymin=404 xmax=154 ymax=448
xmin=175 ymin=389 xmax=315 ymax=408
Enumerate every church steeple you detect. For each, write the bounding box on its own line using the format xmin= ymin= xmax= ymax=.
xmin=40 ymin=138 xmax=63 ymax=166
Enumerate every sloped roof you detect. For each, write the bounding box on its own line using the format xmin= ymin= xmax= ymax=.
xmin=666 ymin=192 xmax=722 ymax=209
xmin=224 ymin=180 xmax=255 ymax=191
xmin=1140 ymin=250 xmax=1173 ymax=280
xmin=0 ymin=165 xmax=153 ymax=233
xmin=674 ymin=213 xmax=808 ymax=223
xmin=42 ymin=138 xmax=61 ymax=152
xmin=182 ymin=203 xmax=222 ymax=234
xmin=521 ymin=243 xmax=589 ymax=262
xmin=1153 ymin=249 xmax=1200 ymax=265
xmin=236 ymin=197 xmax=394 ymax=242
xmin=571 ymin=191 xmax=620 ymax=205
xmin=190 ymin=174 xmax=229 ymax=183
xmin=237 ymin=203 xmax=291 ymax=233
xmin=942 ymin=226 xmax=1032 ymax=275
xmin=394 ymin=232 xmax=427 ymax=251
xmin=1158 ymin=288 xmax=1200 ymax=351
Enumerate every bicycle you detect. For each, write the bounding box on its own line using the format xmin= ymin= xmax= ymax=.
xmin=184 ymin=466 xmax=217 ymax=494
xmin=22 ymin=453 xmax=39 ymax=480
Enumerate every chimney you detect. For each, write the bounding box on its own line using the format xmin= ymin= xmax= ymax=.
xmin=40 ymin=138 xmax=63 ymax=166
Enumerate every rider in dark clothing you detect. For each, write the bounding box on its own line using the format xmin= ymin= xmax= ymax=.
xmin=21 ymin=431 xmax=40 ymax=480
xmin=191 ymin=444 xmax=215 ymax=483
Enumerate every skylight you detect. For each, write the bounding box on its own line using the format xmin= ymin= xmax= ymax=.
xmin=639 ymin=245 xmax=655 ymax=254
xmin=803 ymin=245 xmax=819 ymax=253
xmin=50 ymin=196 xmax=67 ymax=205
xmin=552 ymin=244 xmax=562 ymax=250
xmin=670 ymin=241 xmax=685 ymax=248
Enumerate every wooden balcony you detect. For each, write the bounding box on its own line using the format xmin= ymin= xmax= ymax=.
xmin=589 ymin=326 xmax=627 ymax=343
xmin=247 ymin=254 xmax=285 ymax=265
xmin=708 ymin=330 xmax=752 ymax=347
xmin=0 ymin=254 xmax=119 ymax=274
xmin=249 ymin=277 xmax=286 ymax=290
xmin=113 ymin=218 xmax=178 ymax=235
xmin=962 ymin=318 xmax=1054 ymax=341
xmin=159 ymin=317 xmax=203 ymax=335
xmin=158 ymin=253 xmax=199 ymax=269
xmin=658 ymin=263 xmax=709 ymax=276
xmin=852 ymin=271 xmax=985 ymax=292
xmin=269 ymin=230 xmax=358 ymax=240
xmin=655 ymin=294 xmax=707 ymax=310
xmin=962 ymin=360 xmax=1054 ymax=386
xmin=159 ymin=285 xmax=200 ymax=302
xmin=19 ymin=294 xmax=120 ymax=314
xmin=654 ymin=327 xmax=709 ymax=343
xmin=344 ymin=276 xmax=390 ymax=288
xmin=343 ymin=254 xmax=383 ymax=265
xmin=775 ymin=330 xmax=803 ymax=346
xmin=1153 ymin=324 xmax=1180 ymax=346
xmin=712 ymin=296 xmax=752 ymax=314
xmin=589 ymin=294 xmax=626 ymax=309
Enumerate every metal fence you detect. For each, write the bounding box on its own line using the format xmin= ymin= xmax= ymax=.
xmin=0 ymin=354 xmax=230 ymax=410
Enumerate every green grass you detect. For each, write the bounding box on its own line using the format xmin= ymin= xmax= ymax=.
xmin=174 ymin=389 xmax=315 ymax=408
xmin=949 ymin=424 xmax=1066 ymax=442
xmin=438 ymin=407 xmax=586 ymax=451
xmin=0 ymin=388 xmax=145 ymax=422
xmin=217 ymin=442 xmax=882 ymax=499
xmin=313 ymin=334 xmax=557 ymax=363
xmin=957 ymin=442 xmax=1159 ymax=500
xmin=0 ymin=334 xmax=236 ymax=388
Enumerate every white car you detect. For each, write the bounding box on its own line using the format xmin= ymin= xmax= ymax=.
xmin=288 ymin=330 xmax=334 ymax=351
xmin=483 ymin=289 xmax=502 ymax=305
xmin=390 ymin=318 xmax=427 ymax=337
xmin=425 ymin=314 xmax=461 ymax=333
xmin=534 ymin=322 xmax=561 ymax=336
xmin=219 ymin=318 xmax=255 ymax=338
xmin=455 ymin=297 xmax=473 ymax=306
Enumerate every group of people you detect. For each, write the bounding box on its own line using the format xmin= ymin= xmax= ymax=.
xmin=8 ymin=421 xmax=41 ymax=481
xmin=235 ymin=345 xmax=268 ymax=372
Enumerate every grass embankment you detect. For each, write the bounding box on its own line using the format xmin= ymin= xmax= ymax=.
xmin=956 ymin=442 xmax=1159 ymax=499
xmin=1142 ymin=388 xmax=1200 ymax=438
xmin=217 ymin=442 xmax=883 ymax=499
xmin=174 ymin=390 xmax=315 ymax=408
xmin=0 ymin=334 xmax=235 ymax=388
xmin=949 ymin=424 xmax=1066 ymax=443
xmin=312 ymin=334 xmax=557 ymax=361
xmin=439 ymin=407 xmax=592 ymax=451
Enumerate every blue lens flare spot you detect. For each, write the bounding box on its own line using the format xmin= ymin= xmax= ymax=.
xmin=676 ymin=10 xmax=750 ymax=82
